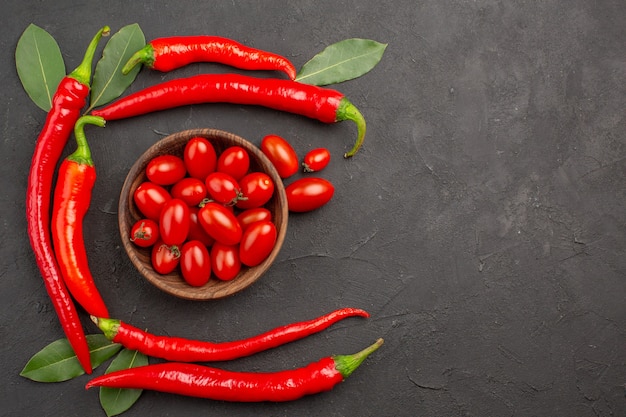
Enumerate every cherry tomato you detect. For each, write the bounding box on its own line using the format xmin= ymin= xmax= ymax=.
xmin=210 ymin=242 xmax=241 ymax=281
xmin=180 ymin=240 xmax=211 ymax=286
xmin=239 ymin=220 xmax=277 ymax=267
xmin=184 ymin=136 xmax=217 ymax=179
xmin=151 ymin=240 xmax=180 ymax=274
xmin=129 ymin=219 xmax=159 ymax=248
xmin=302 ymin=148 xmax=331 ymax=172
xmin=237 ymin=208 xmax=272 ymax=232
xmin=217 ymin=146 xmax=250 ymax=180
xmin=146 ymin=154 xmax=186 ymax=185
xmin=260 ymin=134 xmax=299 ymax=179
xmin=205 ymin=172 xmax=243 ymax=205
xmin=133 ymin=182 xmax=172 ymax=220
xmin=159 ymin=199 xmax=190 ymax=246
xmin=236 ymin=172 xmax=275 ymax=209
xmin=171 ymin=177 xmax=207 ymax=207
xmin=285 ymin=177 xmax=335 ymax=212
xmin=188 ymin=207 xmax=215 ymax=247
xmin=198 ymin=202 xmax=242 ymax=245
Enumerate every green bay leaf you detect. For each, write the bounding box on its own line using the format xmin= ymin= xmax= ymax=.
xmin=15 ymin=24 xmax=66 ymax=111
xmin=20 ymin=334 xmax=122 ymax=383
xmin=99 ymin=349 xmax=149 ymax=417
xmin=88 ymin=23 xmax=145 ymax=112
xmin=296 ymin=38 xmax=387 ymax=86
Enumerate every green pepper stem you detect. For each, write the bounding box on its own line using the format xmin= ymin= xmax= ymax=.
xmin=336 ymin=97 xmax=367 ymax=158
xmin=67 ymin=115 xmax=106 ymax=166
xmin=122 ymin=44 xmax=155 ymax=75
xmin=334 ymin=338 xmax=383 ymax=379
xmin=90 ymin=315 xmax=120 ymax=340
xmin=68 ymin=26 xmax=110 ymax=86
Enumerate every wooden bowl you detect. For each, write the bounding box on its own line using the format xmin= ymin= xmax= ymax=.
xmin=118 ymin=129 xmax=288 ymax=300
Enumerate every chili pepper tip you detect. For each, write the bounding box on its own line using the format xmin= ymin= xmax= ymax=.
xmin=91 ymin=315 xmax=120 ymax=340
xmin=68 ymin=26 xmax=110 ymax=86
xmin=66 ymin=115 xmax=105 ymax=166
xmin=334 ymin=338 xmax=383 ymax=379
xmin=122 ymin=44 xmax=154 ymax=75
xmin=336 ymin=98 xmax=366 ymax=158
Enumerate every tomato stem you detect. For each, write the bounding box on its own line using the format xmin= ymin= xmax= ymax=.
xmin=130 ymin=221 xmax=151 ymax=242
xmin=161 ymin=243 xmax=181 ymax=259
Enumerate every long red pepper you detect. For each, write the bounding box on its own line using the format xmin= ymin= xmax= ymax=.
xmin=91 ymin=307 xmax=369 ymax=362
xmin=52 ymin=115 xmax=109 ymax=319
xmin=90 ymin=73 xmax=367 ymax=157
xmin=25 ymin=26 xmax=109 ymax=374
xmin=122 ymin=35 xmax=297 ymax=80
xmin=86 ymin=338 xmax=383 ymax=402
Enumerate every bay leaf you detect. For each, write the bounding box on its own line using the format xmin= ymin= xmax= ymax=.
xmin=20 ymin=334 xmax=122 ymax=383
xmin=99 ymin=349 xmax=148 ymax=417
xmin=295 ymin=38 xmax=387 ymax=86
xmin=15 ymin=24 xmax=66 ymax=111
xmin=88 ymin=23 xmax=145 ymax=112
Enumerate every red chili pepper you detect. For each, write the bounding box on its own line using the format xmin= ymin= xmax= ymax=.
xmin=122 ymin=35 xmax=297 ymax=80
xmin=25 ymin=26 xmax=109 ymax=374
xmin=86 ymin=338 xmax=383 ymax=402
xmin=90 ymin=73 xmax=367 ymax=158
xmin=91 ymin=307 xmax=369 ymax=362
xmin=52 ymin=115 xmax=108 ymax=319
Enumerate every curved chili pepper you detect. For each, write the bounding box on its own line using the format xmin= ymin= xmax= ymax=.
xmin=26 ymin=26 xmax=109 ymax=374
xmin=91 ymin=307 xmax=369 ymax=362
xmin=122 ymin=35 xmax=296 ymax=80
xmin=86 ymin=338 xmax=383 ymax=402
xmin=90 ymin=73 xmax=366 ymax=158
xmin=52 ymin=115 xmax=108 ymax=319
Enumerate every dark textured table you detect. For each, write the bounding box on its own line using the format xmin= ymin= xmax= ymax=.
xmin=2 ymin=1 xmax=625 ymax=416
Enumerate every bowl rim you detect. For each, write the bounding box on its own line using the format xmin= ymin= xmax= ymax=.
xmin=118 ymin=128 xmax=288 ymax=300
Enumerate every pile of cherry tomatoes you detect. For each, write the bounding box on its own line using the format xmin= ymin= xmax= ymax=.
xmin=129 ymin=134 xmax=334 ymax=287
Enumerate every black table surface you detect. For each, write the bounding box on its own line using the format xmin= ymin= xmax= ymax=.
xmin=1 ymin=1 xmax=625 ymax=416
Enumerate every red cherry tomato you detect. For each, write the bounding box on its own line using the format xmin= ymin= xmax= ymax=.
xmin=237 ymin=208 xmax=272 ymax=232
xmin=210 ymin=242 xmax=241 ymax=281
xmin=217 ymin=146 xmax=250 ymax=181
xmin=129 ymin=219 xmax=159 ymax=248
xmin=260 ymin=134 xmax=299 ymax=179
xmin=133 ymin=182 xmax=172 ymax=220
xmin=151 ymin=240 xmax=180 ymax=274
xmin=180 ymin=240 xmax=211 ymax=286
xmin=285 ymin=177 xmax=334 ymax=212
xmin=198 ymin=202 xmax=242 ymax=245
xmin=188 ymin=207 xmax=215 ymax=247
xmin=171 ymin=177 xmax=207 ymax=207
xmin=236 ymin=172 xmax=275 ymax=209
xmin=239 ymin=220 xmax=277 ymax=267
xmin=184 ymin=136 xmax=217 ymax=179
xmin=159 ymin=199 xmax=190 ymax=246
xmin=146 ymin=154 xmax=186 ymax=185
xmin=205 ymin=172 xmax=243 ymax=205
xmin=303 ymin=148 xmax=331 ymax=172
